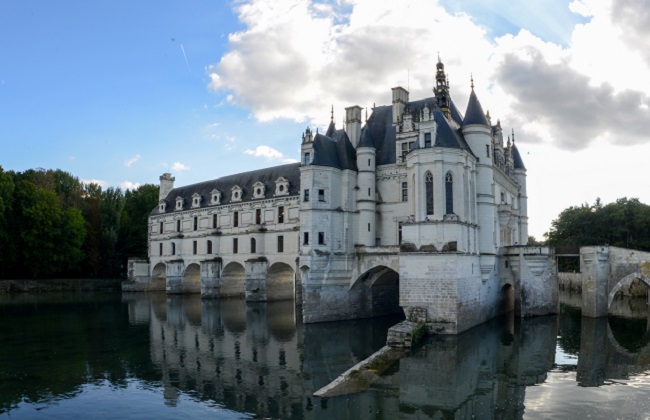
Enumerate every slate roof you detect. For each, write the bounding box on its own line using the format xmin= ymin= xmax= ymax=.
xmin=152 ymin=162 xmax=301 ymax=215
xmin=462 ymin=89 xmax=489 ymax=126
xmin=361 ymin=97 xmax=474 ymax=165
xmin=511 ymin=144 xmax=526 ymax=170
xmin=311 ymin=131 xmax=358 ymax=171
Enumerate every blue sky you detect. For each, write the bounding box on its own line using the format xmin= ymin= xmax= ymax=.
xmin=2 ymin=0 xmax=650 ymax=238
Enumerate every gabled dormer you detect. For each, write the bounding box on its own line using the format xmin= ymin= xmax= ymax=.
xmin=274 ymin=176 xmax=290 ymax=196
xmin=252 ymin=181 xmax=265 ymax=199
xmin=191 ymin=193 xmax=202 ymax=208
xmin=159 ymin=200 xmax=167 ymax=213
xmin=175 ymin=196 xmax=184 ymax=211
xmin=211 ymin=189 xmax=221 ymax=205
xmin=231 ymin=185 xmax=243 ymax=202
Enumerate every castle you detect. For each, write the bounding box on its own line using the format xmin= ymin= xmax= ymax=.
xmin=143 ymin=59 xmax=557 ymax=334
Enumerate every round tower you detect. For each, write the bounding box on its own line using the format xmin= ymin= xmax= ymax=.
xmin=356 ymin=143 xmax=376 ymax=247
xmin=462 ymin=79 xmax=496 ymax=254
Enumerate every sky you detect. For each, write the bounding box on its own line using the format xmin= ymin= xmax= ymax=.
xmin=2 ymin=0 xmax=650 ymax=240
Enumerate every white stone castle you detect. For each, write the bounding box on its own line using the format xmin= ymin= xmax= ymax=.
xmin=142 ymin=58 xmax=556 ymax=334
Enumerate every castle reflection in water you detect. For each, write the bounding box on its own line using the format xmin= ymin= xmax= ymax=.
xmin=123 ymin=292 xmax=650 ymax=418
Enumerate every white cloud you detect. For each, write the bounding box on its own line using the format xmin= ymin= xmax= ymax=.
xmin=82 ymin=179 xmax=108 ymax=188
xmin=124 ymin=154 xmax=141 ymax=167
xmin=119 ymin=181 xmax=141 ymax=190
xmin=244 ymin=145 xmax=298 ymax=163
xmin=171 ymin=162 xmax=191 ymax=171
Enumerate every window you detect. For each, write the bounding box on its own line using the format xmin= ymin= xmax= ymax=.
xmin=368 ymin=158 xmax=371 ymax=167
xmin=445 ymin=172 xmax=454 ymax=214
xmin=233 ymin=211 xmax=239 ymax=227
xmin=318 ymin=232 xmax=325 ymax=245
xmin=193 ymin=241 xmax=197 ymax=255
xmin=304 ymin=152 xmax=311 ymax=165
xmin=368 ymin=223 xmax=370 ymax=232
xmin=159 ymin=243 xmax=163 ymax=256
xmin=318 ymin=189 xmax=325 ymax=202
xmin=425 ymin=171 xmax=434 ymax=215
xmin=171 ymin=243 xmax=176 ymax=255
xmin=176 ymin=220 xmax=181 ymax=232
xmin=213 ymin=214 xmax=218 ymax=228
xmin=207 ymin=240 xmax=212 ymax=254
xmin=278 ymin=206 xmax=284 ymax=223
xmin=401 ymin=182 xmax=408 ymax=202
xmin=193 ymin=216 xmax=198 ymax=231
xmin=233 ymin=238 xmax=238 ymax=254
xmin=401 ymin=141 xmax=414 ymax=161
xmin=425 ymin=132 xmax=432 ymax=148
xmin=486 ymin=144 xmax=490 ymax=158
xmin=277 ymin=235 xmax=284 ymax=252
xmin=251 ymin=238 xmax=256 ymax=254
xmin=159 ymin=221 xmax=163 ymax=234
xmin=304 ymin=189 xmax=310 ymax=202
xmin=255 ymin=208 xmax=262 ymax=224
xmin=303 ymin=232 xmax=309 ymax=245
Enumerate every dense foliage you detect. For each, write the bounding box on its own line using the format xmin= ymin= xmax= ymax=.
xmin=546 ymin=197 xmax=650 ymax=252
xmin=0 ymin=166 xmax=159 ymax=279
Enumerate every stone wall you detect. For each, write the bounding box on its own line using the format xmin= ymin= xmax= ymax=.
xmin=558 ymin=272 xmax=582 ymax=292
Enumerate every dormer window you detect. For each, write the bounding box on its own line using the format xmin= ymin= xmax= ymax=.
xmin=191 ymin=193 xmax=202 ymax=208
xmin=159 ymin=200 xmax=167 ymax=213
xmin=210 ymin=189 xmax=221 ymax=205
xmin=175 ymin=196 xmax=184 ymax=211
xmin=274 ymin=176 xmax=290 ymax=196
xmin=231 ymin=185 xmax=242 ymax=202
xmin=252 ymin=181 xmax=265 ymax=199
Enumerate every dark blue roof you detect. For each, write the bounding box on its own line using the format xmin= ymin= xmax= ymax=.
xmin=463 ymin=90 xmax=489 ymax=126
xmin=152 ymin=163 xmax=301 ymax=215
xmin=512 ymin=144 xmax=526 ymax=170
xmin=311 ymin=131 xmax=358 ymax=171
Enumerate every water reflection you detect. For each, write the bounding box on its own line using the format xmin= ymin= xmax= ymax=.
xmin=1 ymin=292 xmax=650 ymax=418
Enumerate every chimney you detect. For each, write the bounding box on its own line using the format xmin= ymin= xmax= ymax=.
xmin=392 ymin=87 xmax=409 ymax=124
xmin=345 ymin=105 xmax=362 ymax=147
xmin=159 ymin=173 xmax=175 ymax=201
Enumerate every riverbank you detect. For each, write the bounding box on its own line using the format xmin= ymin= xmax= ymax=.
xmin=0 ymin=278 xmax=122 ymax=293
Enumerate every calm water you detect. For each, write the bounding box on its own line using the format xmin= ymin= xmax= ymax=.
xmin=1 ymin=292 xmax=650 ymax=419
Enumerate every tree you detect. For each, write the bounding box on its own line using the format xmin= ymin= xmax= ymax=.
xmin=117 ymin=184 xmax=159 ymax=274
xmin=101 ymin=187 xmax=125 ymax=277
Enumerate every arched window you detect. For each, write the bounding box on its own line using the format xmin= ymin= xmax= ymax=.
xmin=445 ymin=172 xmax=453 ymax=214
xmin=425 ymin=171 xmax=434 ymax=215
xmin=251 ymin=238 xmax=256 ymax=254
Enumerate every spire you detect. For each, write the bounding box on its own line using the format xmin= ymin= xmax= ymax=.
xmin=462 ymin=76 xmax=489 ymax=127
xmin=512 ymin=128 xmax=515 ymax=143
xmin=470 ymin=73 xmax=474 ymax=90
xmin=434 ymin=56 xmax=451 ymax=118
xmin=326 ymin=105 xmax=336 ymax=137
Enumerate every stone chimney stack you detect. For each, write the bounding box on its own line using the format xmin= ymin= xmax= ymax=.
xmin=345 ymin=105 xmax=362 ymax=147
xmin=159 ymin=173 xmax=175 ymax=201
xmin=392 ymin=87 xmax=409 ymax=124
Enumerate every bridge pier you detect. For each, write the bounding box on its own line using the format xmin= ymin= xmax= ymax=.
xmin=200 ymin=258 xmax=222 ymax=298
xmin=165 ymin=260 xmax=184 ymax=294
xmin=580 ymin=246 xmax=611 ymax=318
xmin=245 ymin=258 xmax=269 ymax=301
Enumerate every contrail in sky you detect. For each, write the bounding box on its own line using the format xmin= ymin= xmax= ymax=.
xmin=180 ymin=44 xmax=190 ymax=72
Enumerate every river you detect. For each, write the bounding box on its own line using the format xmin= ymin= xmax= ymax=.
xmin=1 ymin=291 xmax=649 ymax=419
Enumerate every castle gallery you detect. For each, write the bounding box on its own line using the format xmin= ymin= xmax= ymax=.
xmin=144 ymin=59 xmax=556 ymax=334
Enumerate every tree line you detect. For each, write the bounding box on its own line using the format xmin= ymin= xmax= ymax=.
xmin=544 ymin=197 xmax=650 ymax=252
xmin=0 ymin=166 xmax=159 ymax=279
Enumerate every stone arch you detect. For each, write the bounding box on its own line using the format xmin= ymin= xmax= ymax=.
xmin=350 ymin=265 xmax=401 ymax=318
xmin=607 ymin=272 xmax=650 ymax=311
xmin=221 ymin=262 xmax=246 ymax=298
xmin=499 ymin=283 xmax=515 ymax=314
xmin=267 ymin=262 xmax=295 ymax=301
xmin=151 ymin=262 xmax=166 ymax=288
xmin=182 ymin=263 xmax=201 ymax=294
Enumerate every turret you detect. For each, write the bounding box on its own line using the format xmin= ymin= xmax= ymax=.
xmin=356 ymin=133 xmax=376 ymax=247
xmin=159 ymin=173 xmax=175 ymax=201
xmin=391 ymin=87 xmax=409 ymax=124
xmin=511 ymin=130 xmax=528 ymax=245
xmin=345 ymin=105 xmax=362 ymax=147
xmin=462 ymin=78 xmax=495 ymax=254
xmin=301 ymin=127 xmax=314 ymax=166
xmin=434 ymin=56 xmax=451 ymax=118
